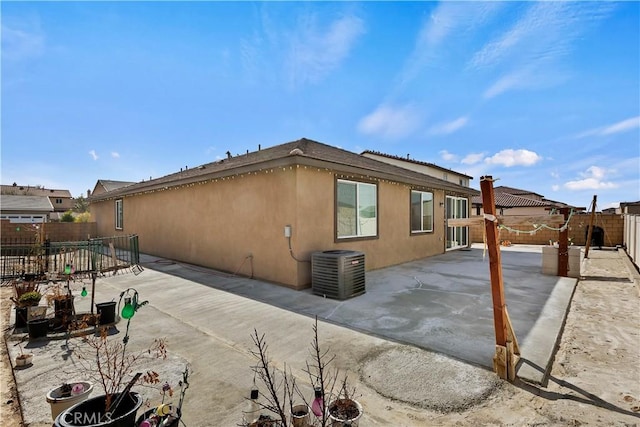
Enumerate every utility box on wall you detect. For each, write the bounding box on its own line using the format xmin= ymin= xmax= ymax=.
xmin=311 ymin=250 xmax=365 ymax=300
xmin=542 ymin=246 xmax=583 ymax=278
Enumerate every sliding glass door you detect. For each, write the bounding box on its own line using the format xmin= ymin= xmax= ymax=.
xmin=446 ymin=196 xmax=469 ymax=250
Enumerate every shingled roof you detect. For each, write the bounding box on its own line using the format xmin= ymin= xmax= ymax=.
xmin=90 ymin=138 xmax=479 ymax=201
xmin=0 ymin=195 xmax=54 ymax=212
xmin=94 ymin=180 xmax=136 ymax=193
xmin=0 ymin=185 xmax=72 ymax=198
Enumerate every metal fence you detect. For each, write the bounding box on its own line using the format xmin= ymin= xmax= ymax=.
xmin=0 ymin=235 xmax=140 ymax=281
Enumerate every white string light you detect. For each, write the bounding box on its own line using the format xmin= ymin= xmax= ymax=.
xmin=497 ymin=209 xmax=576 ymax=235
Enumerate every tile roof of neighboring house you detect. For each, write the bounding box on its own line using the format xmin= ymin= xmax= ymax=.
xmin=493 ymin=185 xmax=544 ymax=199
xmin=95 ymin=180 xmax=137 ymax=193
xmin=0 ymin=185 xmax=72 ymax=198
xmin=91 ymin=138 xmax=479 ymax=201
xmin=0 ymin=195 xmax=54 ymax=212
xmin=361 ymin=150 xmax=473 ymax=179
xmin=472 ymin=191 xmax=571 ymax=208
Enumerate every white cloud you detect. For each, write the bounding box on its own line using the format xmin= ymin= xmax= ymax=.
xmin=89 ymin=150 xmax=98 ymax=161
xmin=484 ymin=149 xmax=542 ymax=167
xmin=1 ymin=24 xmax=44 ymax=61
xmin=473 ymin=2 xmax=614 ymax=97
xmin=429 ymin=116 xmax=468 ymax=135
xmin=111 ymin=152 xmax=120 ymax=159
xmin=461 ymin=152 xmax=485 ymax=165
xmin=575 ymin=116 xmax=640 ymax=138
xmin=439 ymin=150 xmax=458 ymax=162
xmin=471 ymin=2 xmax=613 ymax=69
xmin=601 ymin=116 xmax=640 ymax=135
xmin=483 ymin=69 xmax=530 ymax=99
xmin=396 ymin=2 xmax=502 ymax=90
xmin=552 ymin=184 xmax=560 ymax=191
xmin=357 ymin=104 xmax=422 ymax=139
xmin=564 ymin=166 xmax=618 ymax=190
xmin=287 ymin=13 xmax=365 ymax=87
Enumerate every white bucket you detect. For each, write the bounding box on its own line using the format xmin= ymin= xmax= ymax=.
xmin=46 ymin=381 xmax=94 ymax=421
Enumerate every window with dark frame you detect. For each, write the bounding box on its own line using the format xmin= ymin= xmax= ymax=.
xmin=336 ymin=179 xmax=377 ymax=239
xmin=410 ymin=190 xmax=433 ymax=233
xmin=115 ymin=199 xmax=123 ymax=230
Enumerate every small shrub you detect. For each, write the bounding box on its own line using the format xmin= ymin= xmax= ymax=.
xmin=74 ymin=212 xmax=91 ymax=222
xmin=60 ymin=210 xmax=75 ymax=222
xmin=18 ymin=291 xmax=42 ymax=307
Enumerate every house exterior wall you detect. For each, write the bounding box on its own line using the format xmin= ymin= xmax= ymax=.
xmin=469 ymin=213 xmax=624 ymax=246
xmin=49 ymin=197 xmax=74 ymax=212
xmin=91 ymin=165 xmax=451 ymax=289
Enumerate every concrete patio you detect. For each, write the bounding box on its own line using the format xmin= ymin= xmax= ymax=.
xmin=6 ymin=243 xmax=579 ymax=426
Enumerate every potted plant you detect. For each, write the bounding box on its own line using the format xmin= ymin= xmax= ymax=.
xmin=47 ymin=283 xmax=75 ymax=329
xmin=14 ymin=342 xmax=33 ymax=367
xmin=243 ymin=317 xmax=360 ymax=427
xmin=290 ymin=404 xmax=310 ymax=427
xmin=135 ymin=367 xmax=190 ymax=427
xmin=54 ymin=288 xmax=164 ymax=427
xmin=327 ymin=377 xmax=362 ymax=427
xmin=11 ymin=280 xmax=42 ymax=328
xmin=46 ymin=382 xmax=94 ymax=421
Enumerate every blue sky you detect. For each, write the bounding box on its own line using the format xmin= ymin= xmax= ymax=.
xmin=2 ymin=1 xmax=638 ymax=210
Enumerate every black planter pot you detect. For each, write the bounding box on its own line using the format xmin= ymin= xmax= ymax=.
xmin=54 ymin=392 xmax=143 ymax=427
xmin=27 ymin=318 xmax=49 ymax=339
xmin=15 ymin=306 xmax=28 ymax=328
xmin=95 ymin=302 xmax=116 ymax=325
xmin=54 ymin=297 xmax=75 ymax=320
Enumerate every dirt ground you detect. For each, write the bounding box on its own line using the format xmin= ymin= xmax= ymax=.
xmin=1 ymin=249 xmax=639 ymax=426
xmin=1 ymin=284 xmax=24 ymax=426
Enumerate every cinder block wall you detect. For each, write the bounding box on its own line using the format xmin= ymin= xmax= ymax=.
xmin=1 ymin=220 xmax=97 ymax=243
xmin=470 ymin=213 xmax=624 ymax=246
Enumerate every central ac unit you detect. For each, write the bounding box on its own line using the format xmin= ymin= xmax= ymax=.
xmin=311 ymin=250 xmax=365 ymax=300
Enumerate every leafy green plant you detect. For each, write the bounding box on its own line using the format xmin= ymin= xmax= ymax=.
xmin=60 ymin=210 xmax=75 ymax=222
xmin=10 ymin=280 xmax=41 ymax=305
xmin=18 ymin=291 xmax=42 ymax=307
xmin=74 ymin=212 xmax=91 ymax=222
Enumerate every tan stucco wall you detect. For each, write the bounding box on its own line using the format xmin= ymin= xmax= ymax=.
xmin=91 ymin=165 xmax=454 ymax=289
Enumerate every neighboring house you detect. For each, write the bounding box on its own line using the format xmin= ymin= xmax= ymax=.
xmin=0 ymin=195 xmax=54 ymax=223
xmin=361 ymin=150 xmax=473 ymax=187
xmin=472 ymin=186 xmax=571 ymax=216
xmin=89 ymin=138 xmax=478 ymax=289
xmin=1 ymin=184 xmax=73 ymax=220
xmin=604 ymin=201 xmax=640 ymax=214
xmin=90 ymin=180 xmax=136 ymax=197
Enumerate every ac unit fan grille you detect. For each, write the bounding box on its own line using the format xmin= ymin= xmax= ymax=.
xmin=311 ymin=250 xmax=365 ymax=300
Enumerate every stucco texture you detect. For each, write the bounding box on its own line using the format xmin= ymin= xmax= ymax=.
xmin=91 ymin=165 xmax=452 ymax=288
